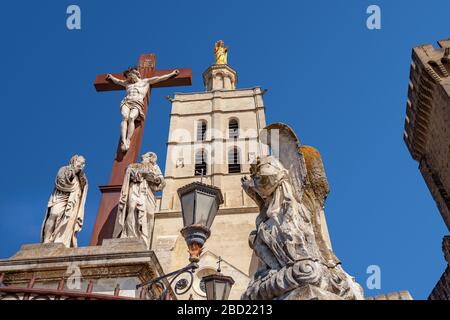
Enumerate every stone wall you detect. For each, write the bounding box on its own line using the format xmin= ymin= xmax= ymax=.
xmin=429 ymin=266 xmax=450 ymax=300
xmin=161 ymin=87 xmax=268 ymax=212
xmin=404 ymin=41 xmax=450 ymax=230
xmin=404 ymin=39 xmax=450 ymax=300
xmin=152 ymin=64 xmax=269 ymax=299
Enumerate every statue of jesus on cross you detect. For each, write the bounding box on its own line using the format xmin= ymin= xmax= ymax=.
xmin=106 ymin=67 xmax=179 ymax=152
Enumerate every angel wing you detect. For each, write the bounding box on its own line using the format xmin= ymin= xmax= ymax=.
xmin=260 ymin=123 xmax=307 ymax=202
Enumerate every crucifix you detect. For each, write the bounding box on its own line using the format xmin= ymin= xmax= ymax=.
xmin=90 ymin=54 xmax=192 ymax=246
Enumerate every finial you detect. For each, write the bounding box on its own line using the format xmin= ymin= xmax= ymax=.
xmin=195 ymin=168 xmax=205 ymax=183
xmin=217 ymin=256 xmax=223 ymax=273
xmin=214 ymin=40 xmax=228 ymax=65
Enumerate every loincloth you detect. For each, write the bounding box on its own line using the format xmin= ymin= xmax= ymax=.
xmin=121 ymin=99 xmax=145 ymax=121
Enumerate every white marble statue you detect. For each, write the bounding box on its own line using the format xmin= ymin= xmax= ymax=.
xmin=106 ymin=68 xmax=180 ymax=152
xmin=113 ymin=152 xmax=165 ymax=248
xmin=241 ymin=124 xmax=364 ymax=300
xmin=41 ymin=155 xmax=88 ymax=248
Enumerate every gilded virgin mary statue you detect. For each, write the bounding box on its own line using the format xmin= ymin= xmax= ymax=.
xmin=214 ymin=40 xmax=228 ymax=65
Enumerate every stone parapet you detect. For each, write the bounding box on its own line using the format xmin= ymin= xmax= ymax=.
xmin=0 ymin=239 xmax=166 ymax=300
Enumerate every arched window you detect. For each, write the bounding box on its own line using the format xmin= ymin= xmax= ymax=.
xmin=228 ymin=147 xmax=241 ymax=173
xmin=195 ymin=149 xmax=207 ymax=176
xmin=217 ymin=73 xmax=225 ymax=89
xmin=197 ymin=120 xmax=207 ymax=141
xmin=229 ymin=118 xmax=239 ymax=139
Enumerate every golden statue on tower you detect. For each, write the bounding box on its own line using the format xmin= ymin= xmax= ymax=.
xmin=214 ymin=40 xmax=228 ymax=65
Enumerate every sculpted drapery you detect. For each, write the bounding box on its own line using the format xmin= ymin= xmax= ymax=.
xmin=41 ymin=155 xmax=88 ymax=248
xmin=113 ymin=152 xmax=165 ymax=248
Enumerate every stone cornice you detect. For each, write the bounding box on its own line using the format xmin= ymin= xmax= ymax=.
xmin=202 ymin=63 xmax=237 ymax=76
xmin=164 ymin=171 xmax=251 ymax=180
xmin=170 ymin=106 xmax=265 ymax=117
xmin=166 ymin=136 xmax=259 ymax=146
xmin=169 ymin=87 xmax=264 ymax=102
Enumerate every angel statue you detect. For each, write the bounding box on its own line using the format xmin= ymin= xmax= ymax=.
xmin=41 ymin=155 xmax=88 ymax=248
xmin=113 ymin=152 xmax=165 ymax=248
xmin=241 ymin=123 xmax=364 ymax=300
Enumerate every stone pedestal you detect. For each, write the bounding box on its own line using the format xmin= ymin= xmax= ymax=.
xmin=0 ymin=239 xmax=166 ymax=300
xmin=279 ymin=285 xmax=414 ymax=300
xmin=277 ymin=285 xmax=344 ymax=300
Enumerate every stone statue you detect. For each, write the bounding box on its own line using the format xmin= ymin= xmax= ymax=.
xmin=113 ymin=152 xmax=165 ymax=248
xmin=41 ymin=155 xmax=88 ymax=248
xmin=214 ymin=40 xmax=228 ymax=65
xmin=241 ymin=124 xmax=364 ymax=300
xmin=106 ymin=68 xmax=180 ymax=152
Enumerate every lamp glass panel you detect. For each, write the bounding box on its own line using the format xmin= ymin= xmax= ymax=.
xmin=194 ymin=191 xmax=215 ymax=225
xmin=206 ymin=201 xmax=218 ymax=228
xmin=223 ymin=282 xmax=231 ymax=300
xmin=180 ymin=192 xmax=195 ymax=226
xmin=205 ymin=279 xmax=215 ymax=300
xmin=215 ymin=281 xmax=226 ymax=300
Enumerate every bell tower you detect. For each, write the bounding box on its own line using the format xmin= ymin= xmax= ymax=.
xmin=151 ymin=41 xmax=269 ymax=299
xmin=203 ymin=64 xmax=237 ymax=91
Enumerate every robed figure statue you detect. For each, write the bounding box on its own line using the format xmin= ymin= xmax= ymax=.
xmin=41 ymin=155 xmax=88 ymax=248
xmin=113 ymin=152 xmax=165 ymax=248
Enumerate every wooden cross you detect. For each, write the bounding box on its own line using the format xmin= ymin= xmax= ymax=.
xmin=90 ymin=54 xmax=192 ymax=246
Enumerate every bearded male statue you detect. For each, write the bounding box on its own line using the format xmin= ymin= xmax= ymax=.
xmin=41 ymin=155 xmax=88 ymax=248
xmin=113 ymin=152 xmax=165 ymax=248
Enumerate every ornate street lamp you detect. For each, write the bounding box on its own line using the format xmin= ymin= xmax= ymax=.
xmin=203 ymin=257 xmax=235 ymax=300
xmin=136 ymin=182 xmax=224 ymax=300
xmin=178 ymin=182 xmax=224 ymax=262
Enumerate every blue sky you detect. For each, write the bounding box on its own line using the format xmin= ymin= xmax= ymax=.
xmin=0 ymin=0 xmax=448 ymax=299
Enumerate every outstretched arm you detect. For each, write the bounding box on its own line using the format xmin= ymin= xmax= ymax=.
xmin=106 ymin=74 xmax=128 ymax=87
xmin=146 ymin=69 xmax=179 ymax=85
